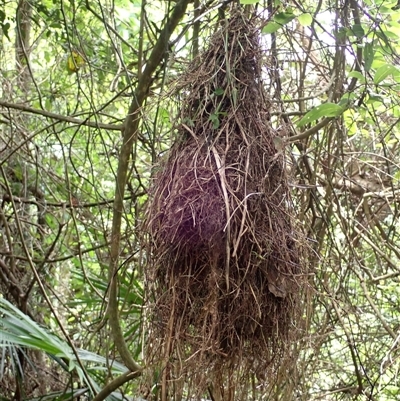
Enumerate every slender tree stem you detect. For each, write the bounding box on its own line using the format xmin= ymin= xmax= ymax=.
xmin=108 ymin=0 xmax=193 ymax=374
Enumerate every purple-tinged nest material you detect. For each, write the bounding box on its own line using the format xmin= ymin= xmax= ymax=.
xmin=143 ymin=10 xmax=305 ymax=399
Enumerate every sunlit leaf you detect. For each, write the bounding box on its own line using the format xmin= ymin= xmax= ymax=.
xmin=374 ymin=64 xmax=398 ymax=84
xmin=262 ymin=22 xmax=281 ymax=34
xmin=348 ymin=70 xmax=365 ymax=83
xmin=297 ymin=103 xmax=344 ymax=127
xmin=364 ymin=42 xmax=374 ymax=72
xmin=239 ymin=0 xmax=258 ymax=3
xmin=262 ymin=11 xmax=296 ymax=34
xmin=392 ymin=0 xmax=400 ymax=10
xmin=275 ymin=11 xmax=296 ymax=25
xmin=298 ymin=13 xmax=312 ymax=27
xmin=366 ymin=93 xmax=385 ymax=104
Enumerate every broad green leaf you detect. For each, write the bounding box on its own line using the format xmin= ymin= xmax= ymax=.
xmin=275 ymin=11 xmax=296 ymax=25
xmin=298 ymin=13 xmax=312 ymax=27
xmin=364 ymin=42 xmax=374 ymax=72
xmin=348 ymin=71 xmax=365 ymax=83
xmin=0 ymin=297 xmax=132 ymax=396
xmin=262 ymin=11 xmax=296 ymax=34
xmin=351 ymin=23 xmax=365 ymax=38
xmin=367 ymin=93 xmax=384 ymax=104
xmin=262 ymin=22 xmax=281 ymax=34
xmin=209 ymin=113 xmax=220 ymax=129
xmin=373 ymin=64 xmax=398 ymax=84
xmin=78 ymin=349 xmax=128 ymax=373
xmin=393 ymin=68 xmax=400 ymax=82
xmin=376 ymin=29 xmax=398 ymax=42
xmin=297 ymin=103 xmax=344 ymax=127
xmin=239 ymin=0 xmax=258 ymax=3
xmin=392 ymin=1 xmax=400 ymax=10
xmin=339 ymin=93 xmax=356 ymax=107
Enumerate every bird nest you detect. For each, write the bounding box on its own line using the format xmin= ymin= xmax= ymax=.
xmin=143 ymin=10 xmax=305 ymax=399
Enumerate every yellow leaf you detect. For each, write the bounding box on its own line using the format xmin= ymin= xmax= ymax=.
xmin=67 ymin=50 xmax=85 ymax=73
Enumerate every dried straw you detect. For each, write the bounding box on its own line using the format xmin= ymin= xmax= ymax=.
xmin=144 ymin=10 xmax=304 ymax=399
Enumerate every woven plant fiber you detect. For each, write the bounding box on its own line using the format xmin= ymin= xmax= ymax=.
xmin=143 ymin=10 xmax=305 ymax=400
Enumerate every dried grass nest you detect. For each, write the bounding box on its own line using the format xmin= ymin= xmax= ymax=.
xmin=144 ymin=10 xmax=305 ymax=396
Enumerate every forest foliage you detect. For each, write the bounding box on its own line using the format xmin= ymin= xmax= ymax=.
xmin=1 ymin=0 xmax=400 ymax=400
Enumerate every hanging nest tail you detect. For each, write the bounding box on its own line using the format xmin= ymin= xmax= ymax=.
xmin=144 ymin=10 xmax=305 ymax=398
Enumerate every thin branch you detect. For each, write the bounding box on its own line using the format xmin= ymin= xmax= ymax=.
xmin=192 ymin=0 xmax=200 ymax=58
xmin=137 ymin=0 xmax=146 ymax=80
xmin=85 ymin=1 xmax=138 ymax=55
xmin=288 ymin=117 xmax=334 ymax=142
xmin=1 ymin=193 xmax=145 ymax=209
xmin=108 ymin=0 xmax=192 ymax=374
xmin=91 ymin=371 xmax=140 ymax=401
xmin=0 ymin=165 xmax=96 ymax=393
xmin=271 ymin=75 xmax=335 ymax=103
xmin=0 ymin=100 xmax=122 ymax=130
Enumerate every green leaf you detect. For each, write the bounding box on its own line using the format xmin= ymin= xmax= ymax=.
xmin=336 ymin=27 xmax=348 ymax=40
xmin=0 ymin=10 xmax=10 ymax=41
xmin=351 ymin=23 xmax=365 ymax=38
xmin=26 ymin=388 xmax=89 ymax=401
xmin=393 ymin=68 xmax=400 ymax=83
xmin=373 ymin=64 xmax=398 ymax=84
xmin=339 ymin=93 xmax=356 ymax=107
xmin=262 ymin=11 xmax=296 ymax=34
xmin=239 ymin=0 xmax=258 ymax=3
xmin=262 ymin=22 xmax=281 ymax=34
xmin=298 ymin=13 xmax=312 ymax=27
xmin=364 ymin=42 xmax=374 ymax=72
xmin=275 ymin=11 xmax=296 ymax=25
xmin=77 ymin=349 xmax=128 ymax=373
xmin=348 ymin=71 xmax=365 ymax=83
xmin=366 ymin=93 xmax=384 ymax=104
xmin=376 ymin=31 xmax=391 ymax=47
xmin=393 ymin=1 xmax=400 ymax=10
xmin=297 ymin=103 xmax=344 ymax=127
xmin=214 ymin=88 xmax=224 ymax=96
xmin=209 ymin=113 xmax=220 ymax=129
xmin=0 ymin=297 xmax=130 ymax=396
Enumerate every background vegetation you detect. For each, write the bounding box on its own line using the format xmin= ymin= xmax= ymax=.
xmin=1 ymin=0 xmax=400 ymax=399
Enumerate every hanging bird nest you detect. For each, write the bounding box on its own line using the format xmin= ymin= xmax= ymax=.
xmin=143 ymin=10 xmax=305 ymax=399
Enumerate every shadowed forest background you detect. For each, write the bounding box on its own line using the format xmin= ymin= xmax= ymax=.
xmin=1 ymin=0 xmax=400 ymax=400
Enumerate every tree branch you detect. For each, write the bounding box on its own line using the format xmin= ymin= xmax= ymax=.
xmin=288 ymin=117 xmax=334 ymax=142
xmin=91 ymin=370 xmax=140 ymax=401
xmin=0 ymin=100 xmax=122 ymax=130
xmin=108 ymin=0 xmax=192 ymax=374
